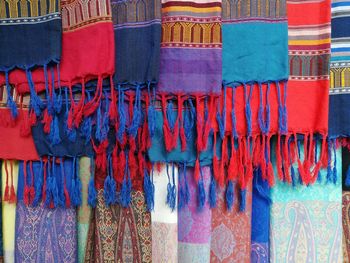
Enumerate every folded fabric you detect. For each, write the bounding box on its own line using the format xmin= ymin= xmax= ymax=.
xmin=87 ymin=190 xmax=152 ymax=262
xmin=251 ymin=167 xmax=271 ymax=263
xmin=329 ymin=0 xmax=350 ymax=138
xmin=151 ymin=164 xmax=178 ymax=263
xmin=270 ymin=148 xmax=342 ymax=262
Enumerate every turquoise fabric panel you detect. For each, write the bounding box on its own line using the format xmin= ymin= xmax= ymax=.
xmin=222 ymin=22 xmax=289 ymax=83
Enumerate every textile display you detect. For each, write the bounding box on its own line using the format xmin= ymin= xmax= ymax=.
xmin=178 ymin=166 xmax=211 ymax=262
xmin=251 ymin=167 xmax=271 ymax=263
xmin=270 ymin=148 xmax=342 ymax=262
xmin=1 ymin=161 xmax=18 ymax=263
xmin=151 ymin=164 xmax=178 ymax=263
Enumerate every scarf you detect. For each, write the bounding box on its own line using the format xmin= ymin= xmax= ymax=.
xmin=178 ymin=167 xmax=211 ymax=262
xmin=270 ymin=148 xmax=342 ymax=262
xmin=0 ymin=0 xmax=61 ymax=119
xmin=343 ymin=191 xmax=350 ymax=261
xmin=151 ymin=164 xmax=178 ymax=263
xmin=87 ymin=190 xmax=152 ymax=262
xmin=4 ymin=0 xmax=115 ymax=151
xmin=210 ymin=179 xmax=252 ymax=262
xmin=251 ymin=167 xmax=270 ymax=263
xmin=15 ymin=162 xmax=77 ymax=262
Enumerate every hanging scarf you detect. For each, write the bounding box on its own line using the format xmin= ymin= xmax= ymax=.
xmin=0 ymin=0 xmax=61 ymax=119
xmin=89 ymin=190 xmax=152 ymax=262
xmin=251 ymin=167 xmax=271 ymax=263
xmin=329 ymin=0 xmax=350 ymax=187
xmin=151 ymin=164 xmax=178 ymax=263
xmin=15 ymin=162 xmax=77 ymax=262
xmin=210 ymin=179 xmax=252 ymax=262
xmin=270 ymin=146 xmax=342 ymax=262
xmin=343 ymin=191 xmax=350 ymax=261
xmin=178 ymin=166 xmax=212 ymax=262
xmin=4 ymin=0 xmax=115 ymax=145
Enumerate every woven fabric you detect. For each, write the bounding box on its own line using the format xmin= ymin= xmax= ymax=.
xmin=270 ymin=148 xmax=342 ymax=262
xmin=112 ymin=0 xmax=161 ymax=86
xmin=7 ymin=0 xmax=114 ymax=93
xmin=0 ymin=0 xmax=61 ymax=70
xmin=251 ymin=168 xmax=270 ymax=263
xmin=210 ymin=182 xmax=252 ymax=262
xmin=90 ymin=190 xmax=152 ymax=262
xmin=0 ymin=161 xmax=3 ymax=262
xmin=151 ymin=164 xmax=178 ymax=263
xmin=178 ymin=167 xmax=211 ymax=262
xmin=329 ymin=0 xmax=350 ymax=138
xmin=158 ymin=0 xmax=222 ymax=95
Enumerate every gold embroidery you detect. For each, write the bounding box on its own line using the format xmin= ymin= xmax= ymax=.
xmin=1 ymin=0 xmax=58 ymax=19
xmin=61 ymin=0 xmax=112 ymax=32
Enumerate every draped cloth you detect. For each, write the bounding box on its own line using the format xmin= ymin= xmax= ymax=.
xmin=15 ymin=161 xmax=77 ymax=263
xmin=343 ymin=192 xmax=350 ymax=262
xmin=86 ymin=190 xmax=152 ymax=262
xmin=178 ymin=167 xmax=211 ymax=262
xmin=270 ymin=148 xmax=342 ymax=262
xmin=151 ymin=164 xmax=178 ymax=263
xmin=329 ymin=0 xmax=350 ymax=138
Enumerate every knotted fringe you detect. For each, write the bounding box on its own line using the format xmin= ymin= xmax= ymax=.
xmin=104 ymin=155 xmax=117 ymax=206
xmin=3 ymin=160 xmax=16 ymax=203
xmin=166 ymin=163 xmax=176 ymax=211
xmin=23 ymin=161 xmax=35 ymax=206
xmin=70 ymin=157 xmax=82 ymax=207
xmin=178 ymin=162 xmax=190 ymax=210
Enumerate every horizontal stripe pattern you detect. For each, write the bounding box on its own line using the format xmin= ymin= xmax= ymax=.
xmin=288 ymin=0 xmax=331 ymax=80
xmin=331 ymin=1 xmax=350 ymax=62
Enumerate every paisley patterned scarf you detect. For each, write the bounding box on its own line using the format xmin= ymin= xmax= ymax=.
xmin=86 ymin=190 xmax=152 ymax=262
xmin=270 ymin=147 xmax=342 ymax=262
xmin=15 ymin=161 xmax=77 ymax=262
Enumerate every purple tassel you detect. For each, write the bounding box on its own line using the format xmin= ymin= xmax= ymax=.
xmin=225 ymin=180 xmax=234 ymax=211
